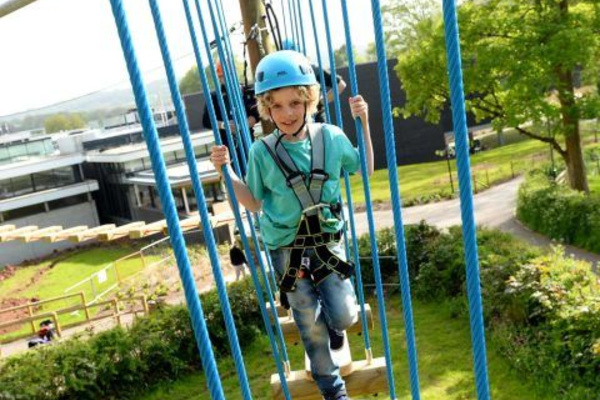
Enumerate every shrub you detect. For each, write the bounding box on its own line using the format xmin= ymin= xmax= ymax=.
xmin=517 ymin=171 xmax=600 ymax=253
xmin=0 ymin=278 xmax=262 ymax=400
xmin=494 ymin=248 xmax=600 ymax=396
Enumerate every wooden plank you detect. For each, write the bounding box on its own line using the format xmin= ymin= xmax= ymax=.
xmin=271 ymin=357 xmax=388 ymax=400
xmin=41 ymin=225 xmax=88 ymax=243
xmin=19 ymin=226 xmax=63 ymax=242
xmin=278 ymin=304 xmax=373 ymax=342
xmin=129 ymin=220 xmax=166 ymax=239
xmin=0 ymin=225 xmax=38 ymax=242
xmin=68 ymin=224 xmax=116 ymax=242
xmin=0 ymin=224 xmax=16 ymax=234
xmin=161 ymin=215 xmax=201 ymax=235
xmin=97 ymin=222 xmax=145 ymax=241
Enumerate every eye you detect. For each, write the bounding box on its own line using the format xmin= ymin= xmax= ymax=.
xmin=272 ymin=104 xmax=281 ymax=110
xmin=291 ymin=100 xmax=301 ymax=107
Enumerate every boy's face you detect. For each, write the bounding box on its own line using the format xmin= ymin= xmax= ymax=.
xmin=269 ymin=87 xmax=306 ymax=136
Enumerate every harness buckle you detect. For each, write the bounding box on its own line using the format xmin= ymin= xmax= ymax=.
xmin=286 ymin=172 xmax=305 ymax=188
xmin=310 ymin=169 xmax=329 ymax=181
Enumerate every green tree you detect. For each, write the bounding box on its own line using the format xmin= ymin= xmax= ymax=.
xmin=388 ymin=0 xmax=600 ymax=192
xmin=178 ymin=57 xmax=246 ymax=96
xmin=44 ymin=113 xmax=86 ymax=133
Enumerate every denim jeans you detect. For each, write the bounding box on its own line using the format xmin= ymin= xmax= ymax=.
xmin=270 ymin=244 xmax=358 ymax=397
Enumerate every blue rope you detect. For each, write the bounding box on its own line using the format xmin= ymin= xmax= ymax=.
xmin=363 ymin=0 xmax=423 ymax=397
xmin=441 ymin=1 xmax=490 ymax=398
xmin=213 ymin=0 xmax=253 ymax=158
xmin=321 ymin=0 xmax=398 ymax=396
xmin=208 ymin=0 xmax=290 ymax=361
xmin=308 ymin=0 xmax=370 ymax=351
xmin=108 ymin=1 xmax=224 ymax=398
xmin=280 ymin=0 xmax=289 ymax=44
xmin=182 ymin=1 xmax=292 ymax=398
xmin=295 ymin=0 xmax=307 ymax=55
xmin=307 ymin=0 xmax=332 ymax=126
xmin=289 ymin=0 xmax=300 ymax=50
xmin=147 ymin=1 xmax=252 ymax=399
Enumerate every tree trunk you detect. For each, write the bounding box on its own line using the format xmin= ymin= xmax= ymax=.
xmin=238 ymin=0 xmax=274 ymax=76
xmin=238 ymin=0 xmax=275 ymax=135
xmin=556 ymin=0 xmax=589 ymax=193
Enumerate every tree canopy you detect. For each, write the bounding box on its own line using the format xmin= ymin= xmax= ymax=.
xmin=44 ymin=113 xmax=86 ymax=134
xmin=387 ymin=0 xmax=600 ymax=192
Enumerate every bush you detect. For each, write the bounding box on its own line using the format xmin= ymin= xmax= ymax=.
xmin=517 ymin=171 xmax=600 ymax=253
xmin=0 ymin=279 xmax=262 ymax=400
xmin=356 ymin=223 xmax=598 ymax=396
xmin=494 ymin=248 xmax=600 ymax=397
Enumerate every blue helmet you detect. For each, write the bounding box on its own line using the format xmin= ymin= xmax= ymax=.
xmin=281 ymin=39 xmax=298 ymax=51
xmin=254 ymin=50 xmax=317 ymax=95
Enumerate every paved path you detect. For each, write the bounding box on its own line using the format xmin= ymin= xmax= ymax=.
xmin=353 ymin=176 xmax=599 ymax=272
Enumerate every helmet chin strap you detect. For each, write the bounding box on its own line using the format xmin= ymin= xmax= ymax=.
xmin=270 ymin=103 xmax=308 ymax=138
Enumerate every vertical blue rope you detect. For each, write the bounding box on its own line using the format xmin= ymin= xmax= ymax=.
xmin=295 ymin=0 xmax=307 ymax=55
xmin=320 ymin=0 xmax=343 ymax=127
xmin=182 ymin=2 xmax=292 ymax=398
xmin=213 ymin=0 xmax=253 ymax=157
xmin=307 ymin=0 xmax=332 ymax=127
xmin=280 ymin=0 xmax=289 ymax=43
xmin=308 ymin=0 xmax=370 ymax=351
xmin=208 ymin=0 xmax=290 ymax=364
xmin=321 ymin=0 xmax=397 ymax=396
xmin=289 ymin=0 xmax=300 ymax=50
xmin=108 ymin=1 xmax=224 ymax=398
xmin=147 ymin=1 xmax=252 ymax=399
xmin=363 ymin=0 xmax=423 ymax=397
xmin=441 ymin=1 xmax=490 ymax=399
xmin=188 ymin=0 xmax=288 ymax=384
xmin=210 ymin=0 xmax=283 ymax=341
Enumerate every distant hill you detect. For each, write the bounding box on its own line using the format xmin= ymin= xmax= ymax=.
xmin=1 ymin=79 xmax=175 ymax=130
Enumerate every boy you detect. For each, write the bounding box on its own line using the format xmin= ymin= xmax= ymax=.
xmin=210 ymin=50 xmax=373 ymax=400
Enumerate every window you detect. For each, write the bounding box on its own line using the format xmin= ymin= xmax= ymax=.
xmin=3 ymin=203 xmax=46 ymax=221
xmin=47 ymin=194 xmax=88 ymax=210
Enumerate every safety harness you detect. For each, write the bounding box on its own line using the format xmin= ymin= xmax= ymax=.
xmin=261 ymin=124 xmax=354 ymax=293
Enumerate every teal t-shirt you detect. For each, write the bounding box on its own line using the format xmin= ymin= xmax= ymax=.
xmin=246 ymin=123 xmax=360 ymax=249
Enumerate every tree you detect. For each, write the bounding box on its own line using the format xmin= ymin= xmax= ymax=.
xmin=44 ymin=113 xmax=86 ymax=133
xmin=387 ymin=0 xmax=600 ymax=192
xmin=178 ymin=57 xmax=246 ymax=96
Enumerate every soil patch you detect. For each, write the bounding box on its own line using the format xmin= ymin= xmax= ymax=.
xmin=0 ymin=298 xmax=32 ymax=335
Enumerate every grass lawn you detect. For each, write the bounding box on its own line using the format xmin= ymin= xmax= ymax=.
xmin=347 ymin=138 xmax=549 ymax=205
xmin=137 ymin=297 xmax=558 ymax=400
xmin=0 ymin=244 xmax=162 ymax=341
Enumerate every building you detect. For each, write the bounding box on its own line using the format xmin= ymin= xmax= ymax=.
xmin=0 ymin=133 xmax=100 ymax=265
xmin=82 ymin=125 xmax=222 ymax=224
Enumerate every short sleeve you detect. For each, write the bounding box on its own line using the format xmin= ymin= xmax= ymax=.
xmin=325 ymin=125 xmax=359 ymax=174
xmin=245 ymin=142 xmax=265 ymax=200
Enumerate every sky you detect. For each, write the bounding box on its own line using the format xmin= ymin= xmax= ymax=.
xmin=0 ymin=0 xmax=379 ymax=118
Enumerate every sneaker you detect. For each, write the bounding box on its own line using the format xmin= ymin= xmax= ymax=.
xmin=324 ymin=391 xmax=352 ymax=400
xmin=328 ymin=327 xmax=345 ymax=351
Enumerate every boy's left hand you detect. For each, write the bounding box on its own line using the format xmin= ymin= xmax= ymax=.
xmin=349 ymin=95 xmax=368 ymax=122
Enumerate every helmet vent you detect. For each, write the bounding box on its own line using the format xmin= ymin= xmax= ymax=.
xmin=257 ymin=71 xmax=265 ymax=82
xmin=299 ymin=65 xmax=310 ymax=75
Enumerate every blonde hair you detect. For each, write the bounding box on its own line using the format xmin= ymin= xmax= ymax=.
xmin=256 ymin=84 xmax=321 ymax=121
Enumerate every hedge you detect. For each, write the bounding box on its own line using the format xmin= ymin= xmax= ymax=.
xmin=359 ymin=223 xmax=600 ymax=398
xmin=0 ymin=279 xmax=262 ymax=400
xmin=517 ymin=171 xmax=600 ymax=254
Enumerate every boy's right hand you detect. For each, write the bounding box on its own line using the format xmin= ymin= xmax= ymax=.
xmin=210 ymin=145 xmax=230 ymax=174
